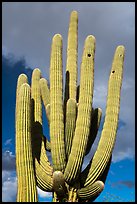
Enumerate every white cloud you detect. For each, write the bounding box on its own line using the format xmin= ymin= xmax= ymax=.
xmin=37 ymin=187 xmax=52 ymax=198
xmin=4 ymin=138 xmax=12 ymax=145
xmin=2 ymin=150 xmax=16 ymax=171
xmin=2 ymin=171 xmax=17 ymax=202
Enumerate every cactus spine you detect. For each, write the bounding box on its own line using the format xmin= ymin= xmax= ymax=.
xmin=15 ymin=10 xmax=125 ymax=202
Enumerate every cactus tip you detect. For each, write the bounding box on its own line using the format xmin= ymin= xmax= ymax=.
xmin=97 ymin=180 xmax=105 ymax=191
xmin=53 ymin=34 xmax=63 ymax=41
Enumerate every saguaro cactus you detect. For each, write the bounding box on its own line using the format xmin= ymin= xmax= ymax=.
xmin=15 ymin=10 xmax=125 ymax=202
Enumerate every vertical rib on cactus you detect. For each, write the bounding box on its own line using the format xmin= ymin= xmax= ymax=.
xmin=65 ymin=98 xmax=77 ymax=159
xmin=82 ymin=46 xmax=125 ymax=187
xmin=50 ymin=34 xmax=66 ymax=172
xmin=64 ymin=35 xmax=95 ymax=183
xmin=78 ymin=180 xmax=104 ymax=201
xmin=16 ymin=83 xmax=38 ymax=202
xmin=15 ymin=74 xmax=28 ymax=118
xmin=65 ymin=10 xmax=78 ymax=100
xmin=39 ymin=78 xmax=51 ymax=149
xmin=31 ymin=69 xmax=53 ymax=190
xmin=40 ymin=78 xmax=50 ymax=105
xmin=39 ymin=78 xmax=50 ymax=122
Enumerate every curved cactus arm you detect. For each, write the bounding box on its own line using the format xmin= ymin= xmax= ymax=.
xmin=64 ymin=10 xmax=78 ymax=103
xmin=85 ymin=107 xmax=102 ymax=155
xmin=35 ymin=160 xmax=53 ymax=192
xmin=39 ymin=77 xmax=51 ymax=140
xmin=31 ymin=69 xmax=53 ymax=184
xmin=31 ymin=123 xmax=53 ymax=191
xmin=39 ymin=78 xmax=50 ymax=105
xmin=39 ymin=78 xmax=50 ymax=122
xmin=77 ymin=180 xmax=104 ymax=201
xmin=79 ymin=154 xmax=112 ymax=187
xmin=64 ymin=35 xmax=95 ymax=184
xmin=65 ymin=98 xmax=77 ymax=160
xmin=50 ymin=34 xmax=66 ymax=172
xmin=16 ymin=83 xmax=38 ymax=202
xmin=82 ymin=46 xmax=125 ymax=187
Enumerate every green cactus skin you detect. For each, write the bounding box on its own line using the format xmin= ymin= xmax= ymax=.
xmin=39 ymin=78 xmax=50 ymax=122
xmin=50 ymin=34 xmax=66 ymax=172
xmin=64 ymin=35 xmax=95 ymax=184
xmin=79 ymin=156 xmax=112 ymax=202
xmin=39 ymin=78 xmax=50 ymax=105
xmin=15 ymin=74 xmax=28 ymax=119
xmin=85 ymin=108 xmax=102 ymax=155
xmin=16 ymin=83 xmax=38 ymax=202
xmin=15 ymin=10 xmax=125 ymax=202
xmin=31 ymin=69 xmax=53 ymax=191
xmin=78 ymin=180 xmax=104 ymax=201
xmin=65 ymin=10 xmax=78 ymax=100
xmin=65 ymin=98 xmax=77 ymax=159
xmin=39 ymin=78 xmax=51 ymax=149
xmin=81 ymin=46 xmax=125 ymax=187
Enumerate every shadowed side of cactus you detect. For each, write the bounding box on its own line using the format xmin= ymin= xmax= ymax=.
xmin=64 ymin=35 xmax=95 ymax=184
xmin=31 ymin=69 xmax=53 ymax=191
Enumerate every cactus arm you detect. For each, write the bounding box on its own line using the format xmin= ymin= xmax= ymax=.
xmin=78 ymin=180 xmax=104 ymax=201
xmin=39 ymin=78 xmax=50 ymax=106
xmin=50 ymin=34 xmax=66 ymax=171
xmin=34 ymin=158 xmax=53 ymax=191
xmin=78 ymin=156 xmax=111 ymax=202
xmin=15 ymin=74 xmax=28 ymax=119
xmin=64 ymin=35 xmax=95 ymax=183
xmin=65 ymin=10 xmax=78 ymax=101
xmin=85 ymin=108 xmax=102 ymax=155
xmin=82 ymin=46 xmax=125 ymax=186
xmin=39 ymin=78 xmax=50 ymax=122
xmin=31 ymin=69 xmax=53 ymax=189
xmin=16 ymin=83 xmax=38 ymax=202
xmin=65 ymin=98 xmax=77 ymax=159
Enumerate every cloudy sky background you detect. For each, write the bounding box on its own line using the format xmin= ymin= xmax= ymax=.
xmin=2 ymin=2 xmax=135 ymax=202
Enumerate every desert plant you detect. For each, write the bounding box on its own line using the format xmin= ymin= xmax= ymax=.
xmin=15 ymin=10 xmax=125 ymax=202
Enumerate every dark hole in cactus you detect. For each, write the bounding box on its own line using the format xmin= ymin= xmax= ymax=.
xmin=119 ymin=54 xmax=122 ymax=57
xmin=87 ymin=54 xmax=91 ymax=57
xmin=112 ymin=70 xmax=115 ymax=73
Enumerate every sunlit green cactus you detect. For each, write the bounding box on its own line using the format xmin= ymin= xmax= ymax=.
xmin=15 ymin=10 xmax=125 ymax=202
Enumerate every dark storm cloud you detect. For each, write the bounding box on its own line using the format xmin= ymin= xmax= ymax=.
xmin=110 ymin=180 xmax=135 ymax=189
xmin=2 ymin=2 xmax=135 ymax=162
xmin=2 ymin=151 xmax=16 ymax=171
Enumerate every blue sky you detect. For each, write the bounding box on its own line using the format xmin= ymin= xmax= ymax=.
xmin=2 ymin=2 xmax=135 ymax=202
